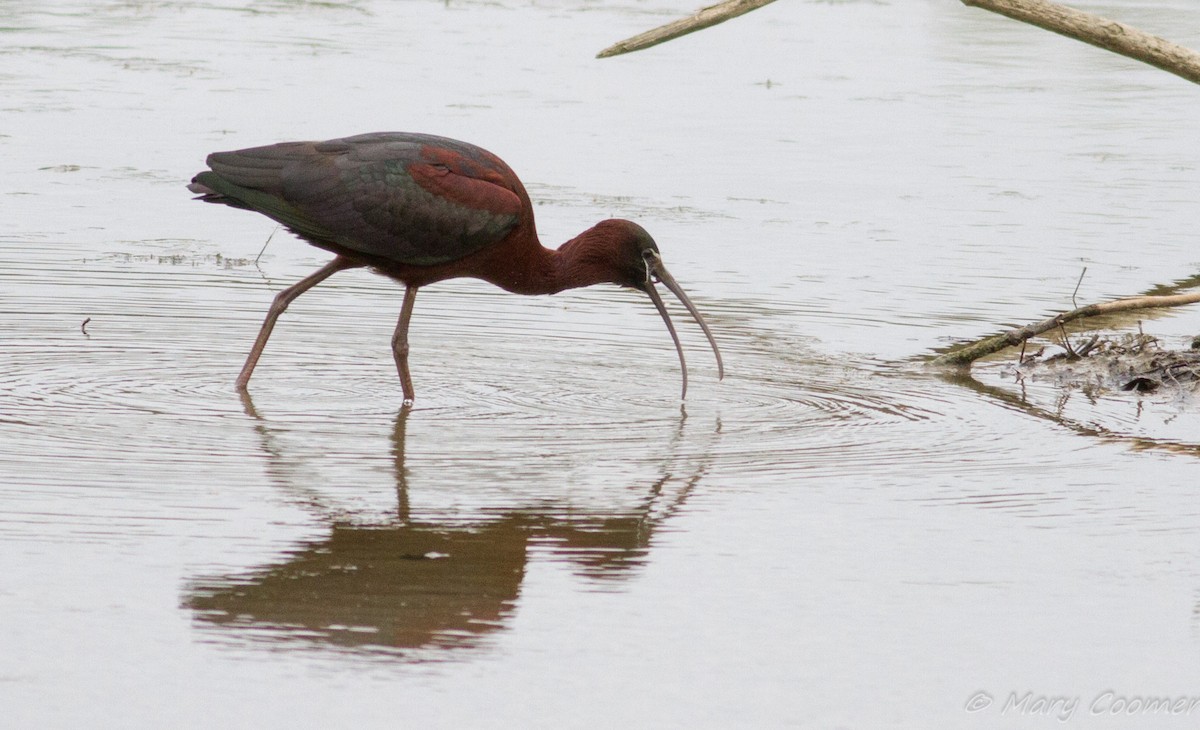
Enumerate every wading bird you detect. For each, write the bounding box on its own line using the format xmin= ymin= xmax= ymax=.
xmin=188 ymin=132 xmax=723 ymax=405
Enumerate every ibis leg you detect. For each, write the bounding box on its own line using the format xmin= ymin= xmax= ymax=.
xmin=236 ymin=256 xmax=360 ymax=390
xmin=392 ymin=286 xmax=418 ymax=406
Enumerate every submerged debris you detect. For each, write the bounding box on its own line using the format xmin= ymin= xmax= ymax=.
xmin=1013 ymin=333 xmax=1200 ymax=395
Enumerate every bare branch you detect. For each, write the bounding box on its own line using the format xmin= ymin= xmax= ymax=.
xmin=597 ymin=0 xmax=1200 ymax=85
xmin=932 ymin=291 xmax=1200 ymax=367
xmin=962 ymin=0 xmax=1200 ymax=84
xmin=597 ymin=0 xmax=778 ymax=59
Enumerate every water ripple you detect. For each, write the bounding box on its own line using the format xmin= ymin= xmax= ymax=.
xmin=0 ymin=250 xmax=1020 ymax=495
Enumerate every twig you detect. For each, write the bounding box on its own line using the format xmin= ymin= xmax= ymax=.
xmin=1074 ymin=334 xmax=1099 ymax=358
xmin=81 ymin=317 xmax=91 ymax=336
xmin=597 ymin=0 xmax=778 ymax=59
xmin=932 ymin=290 xmax=1200 ymax=367
xmin=1057 ymin=321 xmax=1077 ymax=358
xmin=255 ymin=226 xmax=279 ymax=266
xmin=1072 ymin=266 xmax=1086 ymax=309
xmin=961 ymin=0 xmax=1200 ymax=85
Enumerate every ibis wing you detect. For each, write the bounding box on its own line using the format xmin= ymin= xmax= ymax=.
xmin=200 ymin=133 xmax=524 ymax=266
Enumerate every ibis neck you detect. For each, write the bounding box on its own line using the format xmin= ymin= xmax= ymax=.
xmin=552 ymin=230 xmax=623 ymax=293
xmin=487 ymin=226 xmax=619 ymax=296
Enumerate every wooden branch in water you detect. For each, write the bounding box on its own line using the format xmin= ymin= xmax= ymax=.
xmin=932 ymin=291 xmax=1200 ymax=367
xmin=597 ymin=0 xmax=1200 ymax=84
xmin=961 ymin=0 xmax=1200 ymax=84
xmin=597 ymin=0 xmax=778 ymax=59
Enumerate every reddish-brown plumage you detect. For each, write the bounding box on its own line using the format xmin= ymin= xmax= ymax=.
xmin=411 ymin=144 xmax=523 ymax=215
xmin=189 ymin=132 xmax=722 ymax=405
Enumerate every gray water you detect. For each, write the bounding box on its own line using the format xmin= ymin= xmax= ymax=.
xmin=4 ymin=1 xmax=1200 ymax=727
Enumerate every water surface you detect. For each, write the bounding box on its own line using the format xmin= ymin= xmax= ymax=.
xmin=4 ymin=1 xmax=1200 ymax=727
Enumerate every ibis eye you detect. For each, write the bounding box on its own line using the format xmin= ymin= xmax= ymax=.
xmin=641 ymin=253 xmax=656 ymax=283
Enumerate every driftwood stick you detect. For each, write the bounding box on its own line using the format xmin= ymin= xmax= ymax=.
xmin=597 ymin=0 xmax=1200 ymax=85
xmin=597 ymin=0 xmax=778 ymax=59
xmin=961 ymin=0 xmax=1200 ymax=84
xmin=932 ymin=291 xmax=1200 ymax=367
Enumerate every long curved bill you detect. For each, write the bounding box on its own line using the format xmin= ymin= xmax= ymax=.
xmin=643 ymin=252 xmax=724 ymax=399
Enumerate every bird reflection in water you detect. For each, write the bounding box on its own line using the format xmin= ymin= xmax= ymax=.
xmin=184 ymin=395 xmax=718 ymax=657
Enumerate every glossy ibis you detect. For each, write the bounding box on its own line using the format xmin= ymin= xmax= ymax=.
xmin=188 ymin=132 xmax=723 ymax=405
